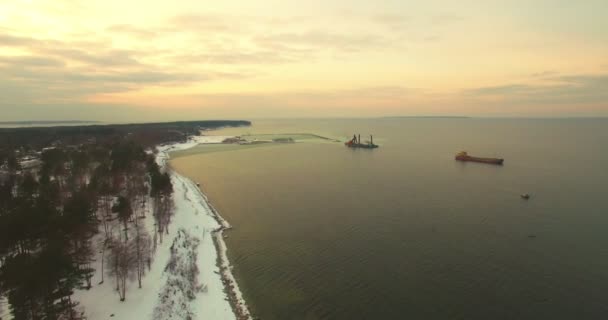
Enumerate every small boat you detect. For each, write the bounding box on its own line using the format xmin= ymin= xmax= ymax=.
xmin=345 ymin=134 xmax=378 ymax=149
xmin=521 ymin=194 xmax=530 ymax=200
xmin=455 ymin=151 xmax=503 ymax=165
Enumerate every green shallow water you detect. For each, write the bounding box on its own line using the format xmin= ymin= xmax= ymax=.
xmin=171 ymin=118 xmax=608 ymax=320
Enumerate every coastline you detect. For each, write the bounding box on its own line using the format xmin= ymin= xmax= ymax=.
xmin=175 ymin=172 xmax=252 ymax=320
xmin=71 ymin=135 xmax=250 ymax=320
xmin=160 ymin=136 xmax=252 ymax=320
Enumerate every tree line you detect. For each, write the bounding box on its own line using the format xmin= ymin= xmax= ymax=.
xmin=0 ymin=120 xmax=250 ymax=319
xmin=0 ymin=120 xmax=251 ymax=151
xmin=0 ymin=120 xmax=252 ymax=319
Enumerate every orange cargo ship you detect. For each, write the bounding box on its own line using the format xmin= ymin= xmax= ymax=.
xmin=455 ymin=151 xmax=503 ymax=165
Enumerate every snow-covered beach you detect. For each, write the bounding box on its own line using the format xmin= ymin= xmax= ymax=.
xmin=74 ymin=135 xmax=251 ymax=320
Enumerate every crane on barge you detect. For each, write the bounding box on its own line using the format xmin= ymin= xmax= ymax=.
xmin=345 ymin=134 xmax=378 ymax=149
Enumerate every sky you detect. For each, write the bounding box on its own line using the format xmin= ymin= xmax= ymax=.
xmin=0 ymin=0 xmax=607 ymax=121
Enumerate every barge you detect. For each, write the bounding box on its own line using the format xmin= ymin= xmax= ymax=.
xmin=345 ymin=134 xmax=378 ymax=149
xmin=455 ymin=151 xmax=503 ymax=165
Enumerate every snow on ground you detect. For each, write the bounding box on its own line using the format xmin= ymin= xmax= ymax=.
xmin=74 ymin=136 xmax=246 ymax=320
xmin=196 ymin=135 xmax=236 ymax=144
xmin=153 ymin=229 xmax=203 ymax=320
xmin=179 ymin=171 xmax=251 ymax=319
xmin=155 ymin=136 xmax=233 ymax=169
xmin=0 ymin=295 xmax=10 ymax=319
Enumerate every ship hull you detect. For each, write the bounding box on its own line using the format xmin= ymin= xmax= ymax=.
xmin=455 ymin=155 xmax=504 ymax=165
xmin=345 ymin=143 xmax=378 ymax=149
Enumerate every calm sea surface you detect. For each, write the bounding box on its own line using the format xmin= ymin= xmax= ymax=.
xmin=171 ymin=118 xmax=608 ymax=320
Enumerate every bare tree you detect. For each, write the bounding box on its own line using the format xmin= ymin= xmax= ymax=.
xmin=107 ymin=238 xmax=137 ymax=301
xmin=133 ymin=222 xmax=152 ymax=288
xmin=153 ymin=195 xmax=174 ymax=243
xmin=100 ymin=195 xmax=113 ymax=239
xmin=74 ymin=240 xmax=95 ymax=289
xmin=98 ymin=237 xmax=110 ymax=285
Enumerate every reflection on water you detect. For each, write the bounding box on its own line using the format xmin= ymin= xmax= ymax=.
xmin=172 ymin=118 xmax=608 ymax=320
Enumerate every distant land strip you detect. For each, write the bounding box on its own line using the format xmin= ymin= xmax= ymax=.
xmin=0 ymin=120 xmax=251 ymax=131
xmin=0 ymin=120 xmax=251 ymax=149
xmin=0 ymin=120 xmax=100 ymax=125
xmin=381 ymin=116 xmax=471 ymax=119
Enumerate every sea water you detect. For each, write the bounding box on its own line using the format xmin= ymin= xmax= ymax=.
xmin=171 ymin=118 xmax=608 ymax=320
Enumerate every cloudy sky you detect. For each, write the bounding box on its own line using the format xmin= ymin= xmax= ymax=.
xmin=1 ymin=0 xmax=607 ymax=121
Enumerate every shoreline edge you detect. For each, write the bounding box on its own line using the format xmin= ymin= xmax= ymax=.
xmin=158 ymin=136 xmax=253 ymax=320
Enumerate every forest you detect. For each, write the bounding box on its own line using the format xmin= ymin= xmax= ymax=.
xmin=0 ymin=120 xmax=250 ymax=319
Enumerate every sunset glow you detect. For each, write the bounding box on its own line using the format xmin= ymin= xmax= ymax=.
xmin=1 ymin=0 xmax=607 ymax=120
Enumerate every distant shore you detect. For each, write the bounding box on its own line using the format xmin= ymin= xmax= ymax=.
xmin=0 ymin=120 xmax=100 ymax=125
